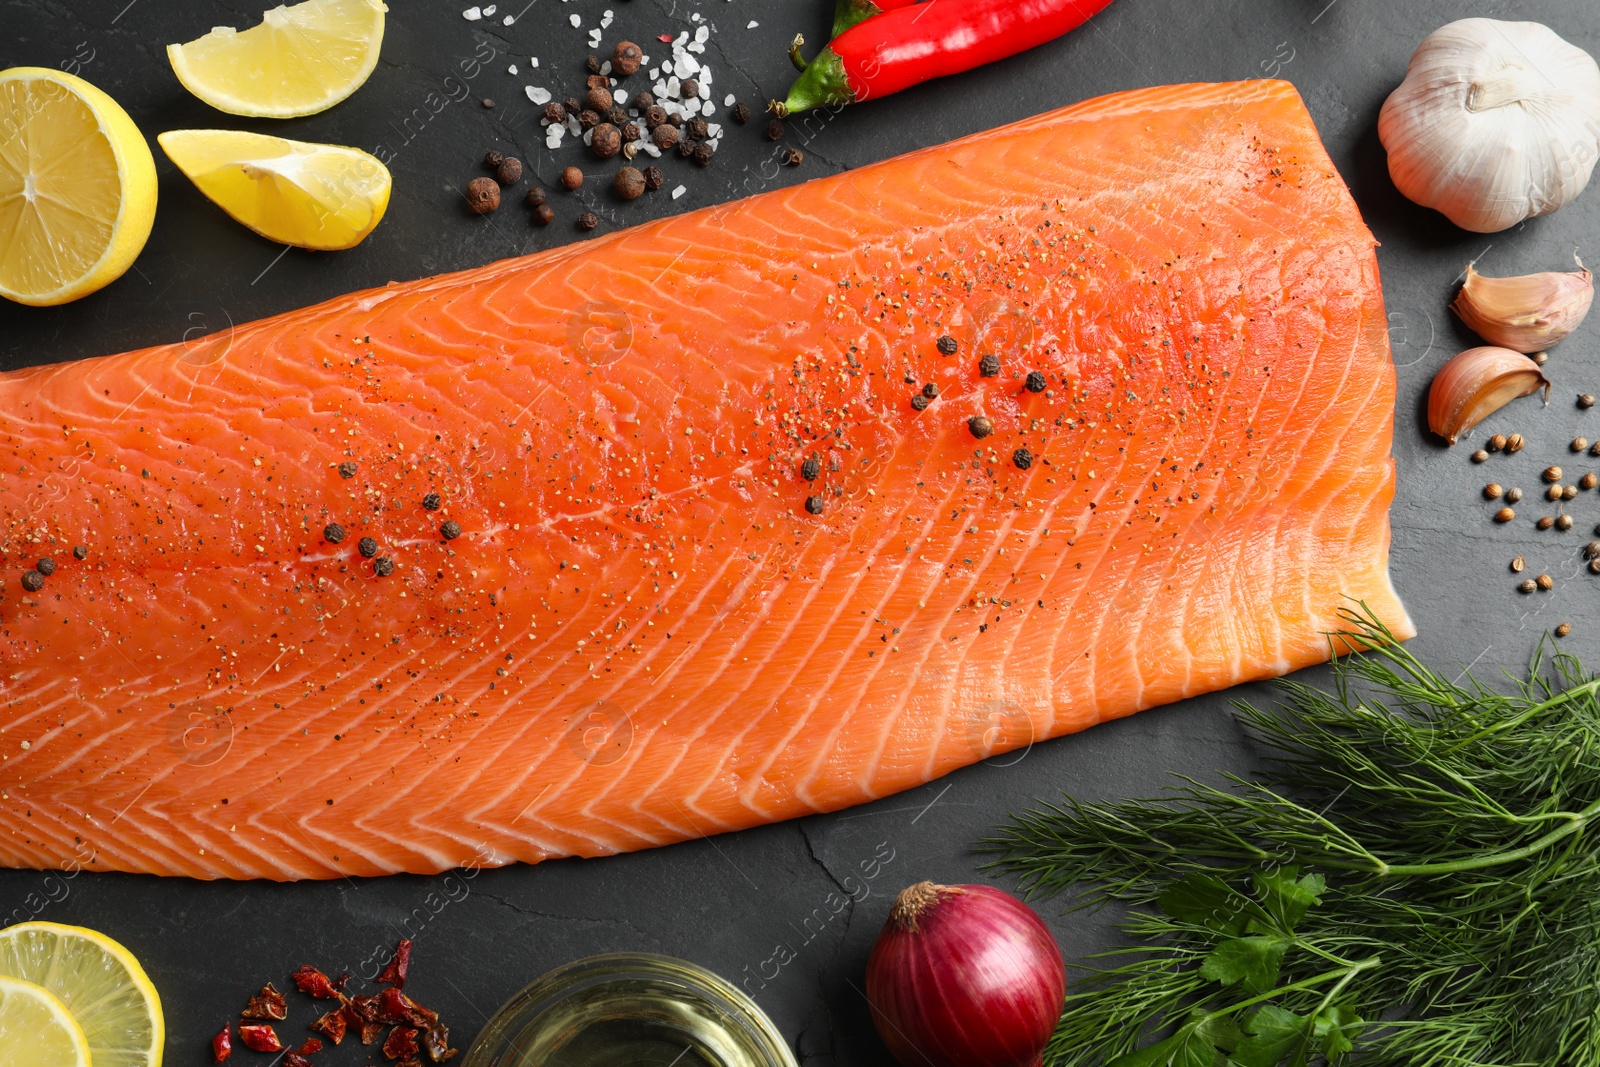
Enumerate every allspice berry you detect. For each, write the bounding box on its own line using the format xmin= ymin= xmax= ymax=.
xmin=585 ymin=85 xmax=614 ymax=113
xmin=465 ymin=176 xmax=500 ymax=214
xmin=680 ymin=78 xmax=700 ymax=100
xmin=592 ymin=123 xmax=622 ymax=158
xmin=614 ymin=166 xmax=646 ymax=200
xmin=612 ymin=40 xmax=643 ymax=76
xmin=560 ymin=166 xmax=584 ymax=190
xmin=525 ymin=186 xmax=547 ymax=207
xmin=653 ymin=123 xmax=680 ymax=150
xmin=533 ymin=203 xmax=555 ymax=226
xmin=634 ymin=90 xmax=656 ymax=110
xmin=495 ymin=156 xmax=523 ymax=185
xmin=645 ymin=105 xmax=668 ymax=129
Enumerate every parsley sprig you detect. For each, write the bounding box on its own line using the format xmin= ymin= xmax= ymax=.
xmin=986 ymin=607 xmax=1600 ymax=1066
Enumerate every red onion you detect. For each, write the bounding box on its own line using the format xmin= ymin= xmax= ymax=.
xmin=866 ymin=881 xmax=1065 ymax=1067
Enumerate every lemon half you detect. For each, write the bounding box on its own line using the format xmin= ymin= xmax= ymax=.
xmin=160 ymin=129 xmax=391 ymax=249
xmin=0 ymin=975 xmax=90 ymax=1067
xmin=0 ymin=921 xmax=164 ymax=1067
xmin=0 ymin=67 xmax=157 ymax=306
xmin=167 ymin=0 xmax=388 ymax=118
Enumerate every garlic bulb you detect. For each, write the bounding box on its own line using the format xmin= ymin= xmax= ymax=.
xmin=1452 ymin=260 xmax=1594 ymax=352
xmin=1379 ymin=19 xmax=1600 ymax=233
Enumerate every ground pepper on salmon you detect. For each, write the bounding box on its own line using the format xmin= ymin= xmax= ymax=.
xmin=0 ymin=81 xmax=1409 ymax=880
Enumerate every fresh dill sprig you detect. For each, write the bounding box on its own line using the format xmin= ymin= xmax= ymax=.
xmin=983 ymin=606 xmax=1600 ymax=1067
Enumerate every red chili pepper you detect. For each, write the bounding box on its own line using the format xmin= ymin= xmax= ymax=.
xmin=238 ymin=1025 xmax=283 ymax=1053
xmin=376 ymin=938 xmax=412 ymax=988
xmin=295 ymin=1038 xmax=324 ymax=1056
xmin=311 ymin=1008 xmax=349 ymax=1045
xmin=383 ymin=1026 xmax=420 ymax=1061
xmin=776 ymin=0 xmax=1116 ymax=116
xmin=212 ymin=1024 xmax=233 ymax=1063
xmin=831 ymin=0 xmax=919 ymax=37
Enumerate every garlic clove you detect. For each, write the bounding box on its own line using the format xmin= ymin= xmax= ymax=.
xmin=1452 ymin=262 xmax=1595 ymax=352
xmin=1428 ymin=346 xmax=1550 ymax=444
xmin=1379 ymin=19 xmax=1600 ymax=233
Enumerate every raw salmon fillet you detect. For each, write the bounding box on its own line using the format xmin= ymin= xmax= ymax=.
xmin=0 ymin=81 xmax=1411 ymax=880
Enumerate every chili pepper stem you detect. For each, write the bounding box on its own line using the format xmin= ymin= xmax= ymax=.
xmin=774 ymin=47 xmax=854 ymax=118
xmin=788 ymin=34 xmax=809 ymax=73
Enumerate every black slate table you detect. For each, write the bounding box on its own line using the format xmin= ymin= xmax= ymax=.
xmin=2 ymin=0 xmax=1597 ymax=1063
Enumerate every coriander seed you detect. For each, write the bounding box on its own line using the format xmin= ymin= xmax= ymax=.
xmin=1484 ymin=483 xmax=1503 ymax=499
xmin=1519 ymin=578 xmax=1538 ymax=593
xmin=1512 ymin=555 xmax=1526 ymax=572
xmin=1582 ymin=393 xmax=1597 ymax=408
xmin=1557 ymin=622 xmax=1573 ymax=637
xmin=1538 ymin=515 xmax=1556 ymax=530
xmin=1576 ymin=437 xmax=1590 ymax=452
xmin=1495 ymin=507 xmax=1516 ymax=522
xmin=1488 ymin=433 xmax=1507 ymax=451
xmin=1506 ymin=487 xmax=1523 ymax=503
xmin=1472 ymin=450 xmax=1489 ymax=462
xmin=1507 ymin=433 xmax=1525 ymax=452
xmin=1537 ymin=573 xmax=1555 ymax=590
xmin=1558 ymin=514 xmax=1575 ymax=530
xmin=1545 ymin=465 xmax=1563 ymax=482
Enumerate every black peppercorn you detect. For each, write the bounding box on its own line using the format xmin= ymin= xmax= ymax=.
xmin=1013 ymin=448 xmax=1034 ymax=470
xmin=680 ymin=78 xmax=700 ymax=100
xmin=621 ymin=121 xmax=641 ymax=143
xmin=592 ymin=123 xmax=622 ymax=159
xmin=533 ymin=203 xmax=555 ymax=226
xmin=922 ymin=382 xmax=939 ymax=399
xmin=801 ymin=457 xmax=821 ymax=481
xmin=614 ymin=166 xmax=646 ymax=200
xmin=483 ymin=149 xmax=505 ymax=168
xmin=804 ymin=495 xmax=825 ymax=516
xmin=612 ymin=40 xmax=642 ymax=76
xmin=731 ymin=101 xmax=751 ymax=124
xmin=653 ymin=123 xmax=679 ymax=150
xmin=979 ymin=354 xmax=1000 ymax=377
xmin=607 ymin=104 xmax=628 ymax=127
xmin=338 ymin=460 xmax=357 ymax=479
xmin=579 ymin=109 xmax=601 ymax=130
xmin=324 ymin=523 xmax=346 ymax=544
xmin=784 ymin=147 xmax=804 ymax=166
xmin=544 ymin=101 xmax=567 ymax=124
xmin=687 ymin=116 xmax=709 ymax=140
xmin=72 ymin=545 xmax=88 ymax=561
xmin=35 ymin=557 xmax=55 ymax=576
xmin=642 ymin=165 xmax=665 ymax=191
xmin=565 ymin=95 xmax=584 ymax=116
xmin=422 ymin=493 xmax=442 ymax=511
xmin=692 ymin=142 xmax=715 ymax=167
xmin=560 ymin=166 xmax=584 ymax=190
xmin=577 ymin=211 xmax=599 ymax=231
xmin=358 ymin=536 xmax=379 ymax=559
xmin=585 ymin=54 xmax=602 ymax=75
xmin=466 ymin=177 xmax=500 ymax=214
xmin=765 ymin=119 xmax=785 ymax=141
xmin=910 ymin=394 xmax=930 ymax=411
xmin=374 ymin=557 xmax=395 ymax=577
xmin=1025 ymin=371 xmax=1047 ymax=392
xmin=936 ymin=335 xmax=958 ymax=355
xmin=440 ymin=520 xmax=463 ymax=541
xmin=21 ymin=570 xmax=43 ymax=592
xmin=968 ymin=415 xmax=995 ymax=439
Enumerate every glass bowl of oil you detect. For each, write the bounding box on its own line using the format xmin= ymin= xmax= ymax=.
xmin=461 ymin=953 xmax=799 ymax=1067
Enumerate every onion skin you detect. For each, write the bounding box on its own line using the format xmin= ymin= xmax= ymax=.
xmin=866 ymin=882 xmax=1066 ymax=1067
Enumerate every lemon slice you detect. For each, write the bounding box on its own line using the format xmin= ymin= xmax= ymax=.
xmin=0 ymin=975 xmax=90 ymax=1067
xmin=167 ymin=0 xmax=387 ymax=118
xmin=0 ymin=921 xmax=163 ymax=1067
xmin=159 ymin=129 xmax=390 ymax=250
xmin=0 ymin=67 xmax=158 ymax=306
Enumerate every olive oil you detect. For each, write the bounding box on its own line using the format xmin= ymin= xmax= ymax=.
xmin=463 ymin=954 xmax=796 ymax=1067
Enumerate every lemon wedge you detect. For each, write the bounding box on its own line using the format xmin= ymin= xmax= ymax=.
xmin=0 ymin=67 xmax=157 ymax=306
xmin=0 ymin=975 xmax=90 ymax=1067
xmin=159 ymin=130 xmax=391 ymax=250
xmin=0 ymin=921 xmax=164 ymax=1067
xmin=167 ymin=0 xmax=387 ymax=118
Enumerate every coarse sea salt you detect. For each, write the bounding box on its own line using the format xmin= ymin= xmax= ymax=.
xmin=525 ymin=85 xmax=551 ymax=105
xmin=672 ymin=185 xmax=686 ymax=199
xmin=461 ymin=5 xmax=481 ymax=19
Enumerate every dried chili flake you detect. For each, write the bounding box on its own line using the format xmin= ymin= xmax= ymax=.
xmin=293 ymin=964 xmax=341 ymax=999
xmin=377 ymin=986 xmax=438 ymax=1027
xmin=213 ymin=1024 xmax=233 ymax=1063
xmin=239 ymin=1024 xmax=283 ymax=1053
xmin=362 ymin=1020 xmax=387 ymax=1045
xmin=384 ymin=1027 xmax=421 ymax=1061
xmin=398 ymin=1060 xmax=424 ymax=1067
xmin=423 ymin=1025 xmax=459 ymax=1063
xmin=284 ymin=1055 xmax=314 ymax=1067
xmin=296 ymin=1038 xmax=324 ymax=1056
xmin=334 ymin=972 xmax=354 ymax=994
xmin=242 ymin=983 xmax=289 ymax=1020
xmin=347 ymin=994 xmax=381 ymax=1022
xmin=312 ymin=1009 xmax=348 ymax=1045
xmin=377 ymin=939 xmax=413 ymax=988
